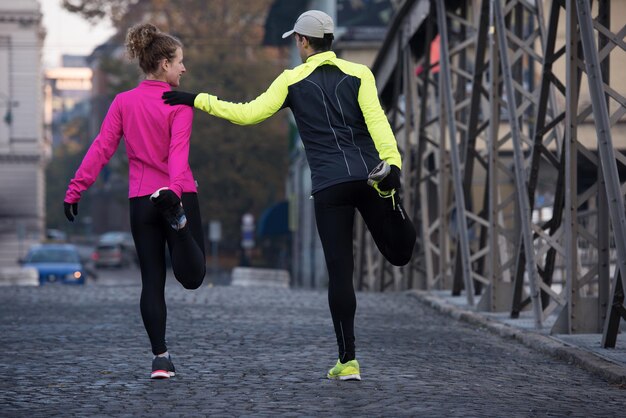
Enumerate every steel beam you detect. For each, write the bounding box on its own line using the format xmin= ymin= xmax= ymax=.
xmin=499 ymin=0 xmax=572 ymax=326
xmin=435 ymin=0 xmax=476 ymax=303
xmin=493 ymin=0 xmax=543 ymax=328
xmin=574 ymin=0 xmax=626 ymax=344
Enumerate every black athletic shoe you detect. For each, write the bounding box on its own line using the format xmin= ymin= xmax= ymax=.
xmin=150 ymin=187 xmax=187 ymax=230
xmin=151 ymin=355 xmax=176 ymax=379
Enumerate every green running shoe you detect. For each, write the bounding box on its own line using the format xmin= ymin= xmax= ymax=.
xmin=327 ymin=359 xmax=361 ymax=381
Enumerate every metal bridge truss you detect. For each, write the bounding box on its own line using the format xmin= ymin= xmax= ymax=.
xmin=360 ymin=0 xmax=626 ymax=346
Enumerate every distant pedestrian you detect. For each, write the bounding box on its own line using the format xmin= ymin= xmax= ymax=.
xmin=162 ymin=10 xmax=416 ymax=381
xmin=64 ymin=23 xmax=206 ymax=379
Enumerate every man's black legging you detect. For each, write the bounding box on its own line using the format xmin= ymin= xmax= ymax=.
xmin=130 ymin=193 xmax=206 ymax=355
xmin=314 ymin=180 xmax=416 ymax=362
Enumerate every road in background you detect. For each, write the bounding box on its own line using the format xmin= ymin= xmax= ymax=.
xmin=2 ymin=282 xmax=624 ymax=416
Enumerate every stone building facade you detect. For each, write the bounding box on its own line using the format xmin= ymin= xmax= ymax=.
xmin=0 ymin=0 xmax=46 ymax=266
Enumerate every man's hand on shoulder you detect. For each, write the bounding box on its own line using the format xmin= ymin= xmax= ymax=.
xmin=162 ymin=91 xmax=198 ymax=107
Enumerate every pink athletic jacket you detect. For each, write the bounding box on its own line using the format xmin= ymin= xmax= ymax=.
xmin=65 ymin=80 xmax=197 ymax=203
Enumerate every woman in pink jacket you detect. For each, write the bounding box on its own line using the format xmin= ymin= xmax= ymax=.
xmin=63 ymin=23 xmax=205 ymax=379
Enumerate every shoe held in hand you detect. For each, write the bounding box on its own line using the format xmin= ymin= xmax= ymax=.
xmin=150 ymin=188 xmax=187 ymax=231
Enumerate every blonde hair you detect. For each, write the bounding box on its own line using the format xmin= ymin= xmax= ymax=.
xmin=125 ymin=23 xmax=182 ymax=74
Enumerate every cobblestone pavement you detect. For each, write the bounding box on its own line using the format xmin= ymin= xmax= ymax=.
xmin=1 ymin=283 xmax=625 ymax=417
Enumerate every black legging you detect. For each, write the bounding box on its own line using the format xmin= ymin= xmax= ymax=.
xmin=314 ymin=180 xmax=416 ymax=362
xmin=129 ymin=193 xmax=206 ymax=355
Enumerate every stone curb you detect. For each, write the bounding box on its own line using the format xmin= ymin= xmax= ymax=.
xmin=408 ymin=289 xmax=626 ymax=386
xmin=231 ymin=267 xmax=290 ymax=288
xmin=0 ymin=267 xmax=38 ymax=286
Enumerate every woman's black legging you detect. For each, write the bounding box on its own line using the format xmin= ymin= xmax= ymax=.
xmin=129 ymin=193 xmax=206 ymax=355
xmin=314 ymin=180 xmax=416 ymax=362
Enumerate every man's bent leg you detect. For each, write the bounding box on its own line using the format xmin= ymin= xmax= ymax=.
xmin=358 ymin=183 xmax=417 ymax=266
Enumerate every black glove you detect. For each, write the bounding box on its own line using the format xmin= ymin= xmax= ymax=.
xmin=162 ymin=91 xmax=198 ymax=106
xmin=64 ymin=202 xmax=78 ymax=222
xmin=378 ymin=165 xmax=401 ymax=191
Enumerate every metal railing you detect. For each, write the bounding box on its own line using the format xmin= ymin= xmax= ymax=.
xmin=360 ymin=0 xmax=626 ymax=347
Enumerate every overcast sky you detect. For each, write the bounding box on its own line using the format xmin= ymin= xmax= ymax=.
xmin=41 ymin=0 xmax=115 ymax=68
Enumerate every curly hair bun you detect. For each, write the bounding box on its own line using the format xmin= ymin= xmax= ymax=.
xmin=124 ymin=23 xmax=181 ymax=75
xmin=126 ymin=23 xmax=160 ymax=59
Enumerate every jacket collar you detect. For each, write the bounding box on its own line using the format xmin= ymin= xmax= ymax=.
xmin=305 ymin=50 xmax=336 ymax=64
xmin=139 ymin=79 xmax=170 ymax=89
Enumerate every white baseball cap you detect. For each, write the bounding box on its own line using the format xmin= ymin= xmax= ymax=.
xmin=281 ymin=10 xmax=335 ymax=39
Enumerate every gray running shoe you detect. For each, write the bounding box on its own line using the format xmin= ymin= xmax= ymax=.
xmin=367 ymin=161 xmax=391 ymax=188
xmin=151 ymin=355 xmax=176 ymax=379
xmin=367 ymin=161 xmax=404 ymax=216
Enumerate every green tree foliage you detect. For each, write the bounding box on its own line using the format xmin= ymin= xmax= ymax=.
xmin=62 ymin=0 xmax=131 ymax=24
xmin=59 ymin=0 xmax=289 ymax=252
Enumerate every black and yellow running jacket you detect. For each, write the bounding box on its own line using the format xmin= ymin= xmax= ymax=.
xmin=193 ymin=51 xmax=401 ymax=194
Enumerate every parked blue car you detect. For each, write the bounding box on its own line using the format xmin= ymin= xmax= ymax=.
xmin=22 ymin=244 xmax=86 ymax=285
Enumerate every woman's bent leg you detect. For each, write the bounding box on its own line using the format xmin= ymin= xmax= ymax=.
xmin=166 ymin=193 xmax=206 ymax=289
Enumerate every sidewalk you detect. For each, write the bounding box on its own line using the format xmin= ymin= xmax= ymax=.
xmin=411 ymin=289 xmax=626 ymax=385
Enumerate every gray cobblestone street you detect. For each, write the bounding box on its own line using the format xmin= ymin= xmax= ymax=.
xmin=1 ymin=279 xmax=625 ymax=417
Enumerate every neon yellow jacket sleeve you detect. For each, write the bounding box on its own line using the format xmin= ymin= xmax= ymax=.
xmin=357 ymin=66 xmax=402 ymax=169
xmin=193 ymin=72 xmax=288 ymax=126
